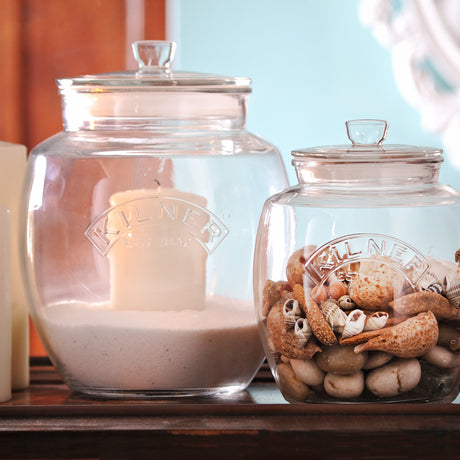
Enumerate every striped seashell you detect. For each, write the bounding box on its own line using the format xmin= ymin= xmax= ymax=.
xmin=418 ymin=270 xmax=441 ymax=292
xmin=320 ymin=299 xmax=347 ymax=332
xmin=364 ymin=311 xmax=389 ymax=332
xmin=294 ymin=317 xmax=312 ymax=346
xmin=342 ymin=309 xmax=366 ymax=339
xmin=445 ymin=277 xmax=460 ymax=308
xmin=328 ymin=281 xmax=348 ymax=300
xmin=423 ymin=283 xmax=444 ymax=295
xmin=418 ymin=257 xmax=460 ymax=294
xmin=282 ymin=298 xmax=302 ymax=328
xmin=338 ymin=295 xmax=356 ymax=310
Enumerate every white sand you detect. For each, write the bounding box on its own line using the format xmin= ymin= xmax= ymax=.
xmin=40 ymin=296 xmax=264 ymax=392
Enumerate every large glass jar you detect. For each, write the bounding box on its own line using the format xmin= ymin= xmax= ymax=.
xmin=254 ymin=119 xmax=460 ymax=403
xmin=22 ymin=41 xmax=288 ymax=397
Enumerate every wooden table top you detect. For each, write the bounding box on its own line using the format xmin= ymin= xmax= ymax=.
xmin=1 ymin=359 xmax=460 ymax=459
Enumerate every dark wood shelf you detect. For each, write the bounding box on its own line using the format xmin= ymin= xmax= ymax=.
xmin=0 ymin=359 xmax=459 ymax=459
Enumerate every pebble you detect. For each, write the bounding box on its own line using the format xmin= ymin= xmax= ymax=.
xmin=366 ymin=358 xmax=421 ymax=398
xmin=324 ymin=371 xmax=364 ymax=399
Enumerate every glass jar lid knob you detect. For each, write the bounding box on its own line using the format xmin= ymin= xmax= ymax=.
xmin=346 ymin=119 xmax=389 ymax=146
xmin=132 ymin=40 xmax=176 ymax=73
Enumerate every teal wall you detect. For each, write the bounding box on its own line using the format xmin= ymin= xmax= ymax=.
xmin=170 ymin=0 xmax=460 ymax=188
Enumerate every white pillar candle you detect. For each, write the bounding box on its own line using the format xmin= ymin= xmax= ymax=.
xmin=0 ymin=141 xmax=28 ymax=391
xmin=107 ymin=188 xmax=209 ymax=311
xmin=0 ymin=207 xmax=11 ymax=402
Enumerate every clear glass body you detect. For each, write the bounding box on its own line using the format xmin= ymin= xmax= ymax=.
xmin=23 ymin=84 xmax=288 ymax=398
xmin=254 ymin=122 xmax=460 ymax=403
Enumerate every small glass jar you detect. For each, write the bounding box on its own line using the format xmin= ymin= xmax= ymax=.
xmin=22 ymin=41 xmax=288 ymax=397
xmin=254 ymin=119 xmax=460 ymax=403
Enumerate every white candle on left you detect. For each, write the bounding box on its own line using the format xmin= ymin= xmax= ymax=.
xmin=107 ymin=188 xmax=209 ymax=311
xmin=0 ymin=141 xmax=28 ymax=391
xmin=0 ymin=207 xmax=12 ymax=402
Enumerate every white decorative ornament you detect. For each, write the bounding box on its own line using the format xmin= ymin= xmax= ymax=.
xmin=359 ymin=0 xmax=460 ymax=166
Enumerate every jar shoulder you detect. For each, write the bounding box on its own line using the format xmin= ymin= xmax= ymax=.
xmin=30 ymin=130 xmax=280 ymax=157
xmin=264 ymin=184 xmax=460 ymax=208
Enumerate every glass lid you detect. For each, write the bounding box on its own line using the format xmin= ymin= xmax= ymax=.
xmin=292 ymin=119 xmax=443 ymax=162
xmin=57 ymin=41 xmax=251 ymax=92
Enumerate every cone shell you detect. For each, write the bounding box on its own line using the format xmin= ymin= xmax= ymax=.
xmin=293 ymin=284 xmax=338 ymax=345
xmin=348 ymin=256 xmax=405 ymax=310
xmin=354 ymin=311 xmax=439 ymax=358
xmin=364 ymin=311 xmax=389 ymax=331
xmin=342 ymin=309 xmax=366 ymax=339
xmin=320 ymin=299 xmax=347 ymax=332
xmin=390 ymin=290 xmax=460 ymax=321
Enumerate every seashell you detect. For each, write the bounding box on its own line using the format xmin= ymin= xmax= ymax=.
xmin=338 ymin=295 xmax=356 ymax=310
xmin=364 ymin=311 xmax=389 ymax=331
xmin=286 ymin=245 xmax=317 ymax=289
xmin=418 ymin=257 xmax=460 ymax=294
xmin=262 ymin=280 xmax=292 ymax=317
xmin=327 ymin=281 xmax=348 ymax=300
xmin=418 ymin=270 xmax=442 ymax=292
xmin=353 ymin=311 xmax=439 ymax=359
xmin=320 ymin=299 xmax=347 ymax=333
xmin=390 ymin=290 xmax=460 ymax=321
xmin=456 ymin=248 xmax=460 ymax=265
xmin=444 ymin=277 xmax=460 ymax=308
xmin=267 ymin=301 xmax=321 ymax=360
xmin=348 ymin=256 xmax=405 ymax=310
xmin=293 ymin=283 xmax=338 ymax=346
xmin=341 ymin=309 xmax=366 ymax=339
xmin=450 ymin=337 xmax=460 ymax=353
xmin=282 ymin=298 xmax=302 ymax=328
xmin=294 ymin=317 xmax=312 ymax=346
xmin=423 ymin=283 xmax=444 ymax=295
xmin=311 ymin=285 xmax=328 ymax=304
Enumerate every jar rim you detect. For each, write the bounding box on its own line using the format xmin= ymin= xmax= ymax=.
xmin=291 ymin=144 xmax=443 ymax=162
xmin=57 ymin=71 xmax=252 ymax=93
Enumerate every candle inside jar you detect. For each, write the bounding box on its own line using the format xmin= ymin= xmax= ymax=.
xmin=108 ymin=188 xmax=208 ymax=311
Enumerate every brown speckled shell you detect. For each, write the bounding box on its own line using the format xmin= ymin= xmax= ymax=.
xmin=293 ymin=284 xmax=338 ymax=346
xmin=390 ymin=290 xmax=460 ymax=321
xmin=353 ymin=311 xmax=439 ymax=358
xmin=286 ymin=245 xmax=316 ymax=288
xmin=262 ymin=280 xmax=292 ymax=317
xmin=348 ymin=257 xmax=404 ymax=310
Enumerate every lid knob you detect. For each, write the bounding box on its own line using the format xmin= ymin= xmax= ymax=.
xmin=345 ymin=119 xmax=388 ymax=146
xmin=132 ymin=40 xmax=176 ymax=72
